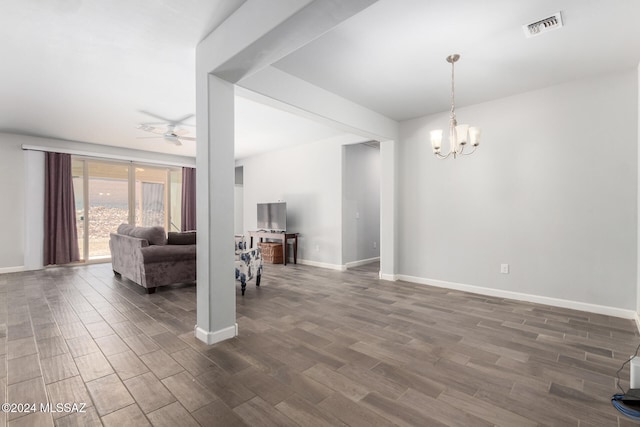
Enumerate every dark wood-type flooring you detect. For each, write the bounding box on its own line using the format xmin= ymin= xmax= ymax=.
xmin=1 ymin=261 xmax=639 ymax=426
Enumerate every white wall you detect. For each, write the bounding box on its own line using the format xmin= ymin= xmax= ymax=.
xmin=234 ymin=185 xmax=244 ymax=235
xmin=24 ymin=150 xmax=44 ymax=270
xmin=235 ymin=166 xmax=244 ymax=234
xmin=0 ymin=135 xmax=26 ymax=270
xmin=398 ymin=70 xmax=638 ymax=313
xmin=637 ymin=62 xmax=640 ymax=319
xmin=240 ymin=137 xmax=344 ymax=268
xmin=342 ymin=143 xmax=380 ymax=265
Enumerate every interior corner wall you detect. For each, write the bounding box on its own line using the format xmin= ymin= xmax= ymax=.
xmin=0 ymin=134 xmax=26 ymax=269
xmin=398 ymin=69 xmax=638 ymax=311
xmin=342 ymin=143 xmax=380 ymax=265
xmin=240 ymin=139 xmax=343 ymax=268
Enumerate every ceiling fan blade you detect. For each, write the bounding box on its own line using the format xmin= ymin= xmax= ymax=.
xmin=137 ymin=124 xmax=166 ymax=135
xmin=136 ymin=111 xmax=194 ymax=146
xmin=136 ymin=136 xmax=163 ymax=139
xmin=173 ymin=113 xmax=195 ymax=126
xmin=139 ymin=110 xmax=195 ymax=127
xmin=139 ymin=110 xmax=172 ymax=123
xmin=173 ymin=128 xmax=190 ymax=136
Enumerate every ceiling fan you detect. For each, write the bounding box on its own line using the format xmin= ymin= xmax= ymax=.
xmin=136 ymin=111 xmax=196 ymax=146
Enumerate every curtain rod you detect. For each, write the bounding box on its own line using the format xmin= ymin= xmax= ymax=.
xmin=21 ymin=144 xmax=196 ymax=168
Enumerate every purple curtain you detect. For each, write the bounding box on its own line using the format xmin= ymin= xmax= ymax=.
xmin=44 ymin=152 xmax=80 ymax=265
xmin=181 ymin=167 xmax=196 ymax=231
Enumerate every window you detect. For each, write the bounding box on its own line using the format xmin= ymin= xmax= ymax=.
xmin=72 ymin=158 xmax=182 ymax=261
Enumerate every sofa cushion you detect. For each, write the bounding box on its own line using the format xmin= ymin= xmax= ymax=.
xmin=117 ymin=224 xmax=166 ymax=246
xmin=140 ymin=244 xmax=196 ymax=264
xmin=117 ymin=223 xmax=136 ymax=236
xmin=168 ymin=231 xmax=196 ymax=245
xmin=131 ymin=226 xmax=166 ymax=245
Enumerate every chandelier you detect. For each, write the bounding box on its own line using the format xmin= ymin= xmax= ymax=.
xmin=430 ymin=54 xmax=480 ymax=159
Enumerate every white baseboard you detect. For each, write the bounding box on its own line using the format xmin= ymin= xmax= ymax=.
xmin=0 ymin=266 xmax=26 ymax=274
xmin=292 ymin=257 xmax=381 ymax=272
xmin=379 ymin=272 xmax=397 ymax=281
xmin=398 ymin=274 xmax=637 ymax=320
xmin=194 ymin=323 xmax=238 ymax=345
xmin=345 ymin=257 xmax=380 ymax=269
xmin=297 ymin=258 xmax=346 ymax=271
xmin=635 ymin=313 xmax=640 ymax=334
xmin=293 ymin=258 xmax=399 ymax=282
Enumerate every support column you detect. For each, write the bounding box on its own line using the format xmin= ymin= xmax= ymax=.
xmin=193 ymin=0 xmax=386 ymax=344
xmin=195 ymin=74 xmax=236 ymax=344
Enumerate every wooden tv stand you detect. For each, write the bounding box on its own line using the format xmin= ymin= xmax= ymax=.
xmin=248 ymin=231 xmax=298 ymax=266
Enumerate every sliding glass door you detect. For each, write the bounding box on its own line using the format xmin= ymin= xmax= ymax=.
xmin=72 ymin=160 xmax=85 ymax=260
xmin=135 ymin=167 xmax=166 ymax=228
xmin=72 ymin=158 xmax=182 ymax=261
xmin=88 ymin=161 xmax=129 ymax=259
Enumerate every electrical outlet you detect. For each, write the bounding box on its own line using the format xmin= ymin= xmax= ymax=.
xmin=500 ymin=264 xmax=509 ymax=274
xmin=373 ymin=241 xmax=377 ymax=249
xmin=315 ymin=244 xmax=320 ymax=252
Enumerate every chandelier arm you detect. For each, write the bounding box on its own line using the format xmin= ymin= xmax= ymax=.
xmin=460 ymin=145 xmax=477 ymax=156
xmin=434 ymin=151 xmax=452 ymax=159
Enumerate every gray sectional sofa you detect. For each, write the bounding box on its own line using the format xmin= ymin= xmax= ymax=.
xmin=109 ymin=224 xmax=196 ymax=293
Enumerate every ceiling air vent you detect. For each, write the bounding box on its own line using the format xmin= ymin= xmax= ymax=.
xmin=523 ymin=12 xmax=563 ymax=38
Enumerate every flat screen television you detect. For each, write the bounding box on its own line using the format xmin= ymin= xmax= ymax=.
xmin=257 ymin=202 xmax=287 ymax=232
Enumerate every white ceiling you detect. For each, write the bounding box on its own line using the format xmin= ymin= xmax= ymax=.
xmin=234 ymin=97 xmax=362 ymax=159
xmin=0 ymin=0 xmax=245 ymax=156
xmin=1 ymin=0 xmax=639 ymax=157
xmin=274 ymin=0 xmax=640 ymax=121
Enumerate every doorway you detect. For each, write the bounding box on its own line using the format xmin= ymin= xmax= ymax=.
xmin=342 ymin=141 xmax=381 ymax=268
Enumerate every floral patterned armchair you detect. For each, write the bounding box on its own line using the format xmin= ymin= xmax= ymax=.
xmin=235 ymin=235 xmax=263 ymax=295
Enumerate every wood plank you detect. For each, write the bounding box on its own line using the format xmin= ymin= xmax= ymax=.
xmin=1 ymin=261 xmax=637 ymax=426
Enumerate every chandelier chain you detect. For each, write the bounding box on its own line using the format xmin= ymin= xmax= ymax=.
xmin=450 ymin=59 xmax=455 ymax=120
